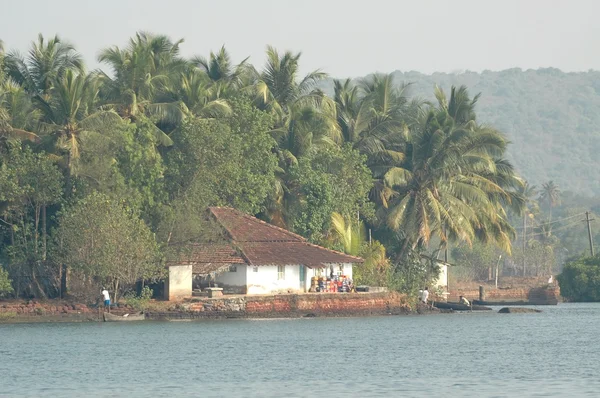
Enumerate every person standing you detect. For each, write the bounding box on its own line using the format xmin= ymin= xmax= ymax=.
xmin=421 ymin=287 xmax=429 ymax=304
xmin=101 ymin=287 xmax=111 ymax=313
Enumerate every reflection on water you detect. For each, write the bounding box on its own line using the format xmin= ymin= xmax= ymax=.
xmin=1 ymin=303 xmax=599 ymax=397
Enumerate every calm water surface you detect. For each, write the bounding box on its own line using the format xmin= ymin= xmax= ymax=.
xmin=1 ymin=303 xmax=599 ymax=397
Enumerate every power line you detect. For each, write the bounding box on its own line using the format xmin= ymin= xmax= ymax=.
xmin=513 ymin=212 xmax=586 ymax=230
xmin=524 ymin=219 xmax=583 ymax=238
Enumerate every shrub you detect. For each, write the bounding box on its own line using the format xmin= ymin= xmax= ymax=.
xmin=557 ymin=256 xmax=600 ymax=302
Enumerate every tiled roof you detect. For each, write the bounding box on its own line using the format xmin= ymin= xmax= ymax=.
xmin=209 ymin=207 xmax=305 ymax=242
xmin=192 ymin=263 xmax=233 ymax=275
xmin=169 ymin=244 xmax=245 ymax=265
xmin=167 ymin=207 xmax=363 ymax=270
xmin=210 ymin=207 xmax=363 ymax=268
xmin=238 ymin=241 xmax=363 ymax=268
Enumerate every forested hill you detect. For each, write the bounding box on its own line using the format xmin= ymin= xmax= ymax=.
xmin=325 ymin=68 xmax=600 ymax=196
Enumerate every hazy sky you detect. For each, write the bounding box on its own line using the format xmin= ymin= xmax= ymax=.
xmin=1 ymin=0 xmax=598 ymax=77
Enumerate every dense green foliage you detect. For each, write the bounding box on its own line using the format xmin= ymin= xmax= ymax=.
xmin=53 ymin=192 xmax=162 ymax=301
xmin=558 ymin=256 xmax=600 ymax=302
xmin=0 ymin=265 xmax=13 ymax=297
xmin=8 ymin=32 xmax=592 ymax=300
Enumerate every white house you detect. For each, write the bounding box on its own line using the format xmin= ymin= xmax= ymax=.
xmin=165 ymin=207 xmax=363 ymax=300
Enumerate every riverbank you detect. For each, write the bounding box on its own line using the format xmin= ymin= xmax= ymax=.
xmin=0 ymin=291 xmax=417 ymax=323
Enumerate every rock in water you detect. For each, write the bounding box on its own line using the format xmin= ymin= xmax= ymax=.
xmin=498 ymin=307 xmax=542 ymax=313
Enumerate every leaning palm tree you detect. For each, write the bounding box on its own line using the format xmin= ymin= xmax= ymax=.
xmin=383 ymin=91 xmax=522 ymax=258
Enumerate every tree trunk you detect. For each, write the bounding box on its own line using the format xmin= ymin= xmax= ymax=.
xmin=522 ymin=212 xmax=527 ymax=277
xmin=34 ymin=204 xmax=40 ymax=255
xmin=32 ymin=267 xmax=48 ymax=299
xmin=114 ymin=279 xmax=120 ymax=303
xmin=42 ymin=205 xmax=47 ymax=261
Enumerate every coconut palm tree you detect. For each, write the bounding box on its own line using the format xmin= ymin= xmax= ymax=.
xmin=191 ymin=46 xmax=249 ymax=98
xmin=383 ymin=89 xmax=522 ymax=258
xmin=0 ymin=44 xmax=41 ymax=155
xmin=97 ymin=32 xmax=188 ymax=145
xmin=254 ymin=46 xmax=327 ymax=117
xmin=256 ymin=47 xmax=339 ymax=226
xmin=329 ymin=212 xmax=367 ymax=256
xmin=5 ymin=34 xmax=84 ymax=99
xmin=35 ymin=69 xmax=121 ymax=182
xmin=163 ymin=69 xmax=232 ymax=120
xmin=539 ymin=180 xmax=561 ymax=219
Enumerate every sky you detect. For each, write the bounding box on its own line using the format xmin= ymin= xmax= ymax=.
xmin=1 ymin=0 xmax=598 ymax=78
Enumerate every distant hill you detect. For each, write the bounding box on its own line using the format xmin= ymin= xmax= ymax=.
xmin=324 ymin=68 xmax=600 ymax=196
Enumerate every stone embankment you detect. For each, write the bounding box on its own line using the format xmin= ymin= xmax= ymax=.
xmin=0 ymin=300 xmax=138 ymax=322
xmin=0 ymin=292 xmax=411 ymax=322
xmin=451 ymin=285 xmax=560 ymax=305
xmin=147 ymin=292 xmax=411 ymax=320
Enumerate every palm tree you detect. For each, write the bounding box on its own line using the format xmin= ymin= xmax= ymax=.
xmin=5 ymin=34 xmax=84 ymax=99
xmin=97 ymin=32 xmax=188 ymax=144
xmin=254 ymin=46 xmax=327 ymax=117
xmin=383 ymin=88 xmax=522 ymax=258
xmin=0 ymin=44 xmax=41 ymax=155
xmin=434 ymin=85 xmax=480 ymax=125
xmin=334 ymin=74 xmax=416 ymax=154
xmin=191 ymin=46 xmax=249 ymax=98
xmin=35 ymin=69 xmax=121 ymax=182
xmin=165 ymin=69 xmax=232 ymax=120
xmin=329 ymin=212 xmax=366 ymax=256
xmin=539 ymin=180 xmax=561 ymax=219
xmin=256 ymin=47 xmax=339 ymax=226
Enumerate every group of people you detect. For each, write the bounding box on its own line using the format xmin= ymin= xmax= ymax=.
xmin=419 ymin=286 xmax=472 ymax=307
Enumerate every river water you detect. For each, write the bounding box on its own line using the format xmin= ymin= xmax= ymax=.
xmin=1 ymin=303 xmax=599 ymax=397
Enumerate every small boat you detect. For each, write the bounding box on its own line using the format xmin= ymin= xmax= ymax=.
xmin=433 ymin=302 xmax=492 ymax=311
xmin=103 ymin=312 xmax=145 ymax=322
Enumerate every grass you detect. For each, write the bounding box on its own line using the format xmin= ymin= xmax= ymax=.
xmin=0 ymin=311 xmax=17 ymax=321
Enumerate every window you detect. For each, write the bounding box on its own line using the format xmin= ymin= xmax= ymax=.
xmin=253 ymin=267 xmax=259 ymax=273
xmin=277 ymin=265 xmax=285 ymax=280
xmin=229 ymin=265 xmax=237 ymax=272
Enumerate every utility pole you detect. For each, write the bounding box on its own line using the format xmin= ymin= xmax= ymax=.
xmin=585 ymin=211 xmax=595 ymax=257
xmin=522 ymin=212 xmax=527 ymax=276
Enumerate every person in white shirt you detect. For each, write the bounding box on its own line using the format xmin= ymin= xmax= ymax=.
xmin=421 ymin=287 xmax=429 ymax=304
xmin=548 ymin=275 xmax=553 ymax=284
xmin=101 ymin=288 xmax=111 ymax=312
xmin=459 ymin=295 xmax=470 ymax=306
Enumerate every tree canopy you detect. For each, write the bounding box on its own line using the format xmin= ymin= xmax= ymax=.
xmin=5 ymin=32 xmax=590 ymax=300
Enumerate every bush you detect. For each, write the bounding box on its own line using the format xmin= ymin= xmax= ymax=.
xmin=0 ymin=266 xmax=14 ymax=297
xmin=557 ymin=256 xmax=600 ymax=302
xmin=124 ymin=286 xmax=153 ymax=311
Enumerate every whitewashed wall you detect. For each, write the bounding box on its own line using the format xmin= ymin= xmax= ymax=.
xmin=214 ymin=262 xmax=358 ymax=295
xmin=246 ymin=265 xmax=304 ymax=294
xmin=215 ymin=264 xmax=247 ymax=293
xmin=165 ymin=264 xmax=192 ymax=300
xmin=318 ymin=263 xmax=354 ymax=280
xmin=433 ymin=264 xmax=448 ymax=289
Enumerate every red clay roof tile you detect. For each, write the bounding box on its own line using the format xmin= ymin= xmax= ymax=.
xmin=167 ymin=207 xmax=363 ymax=270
